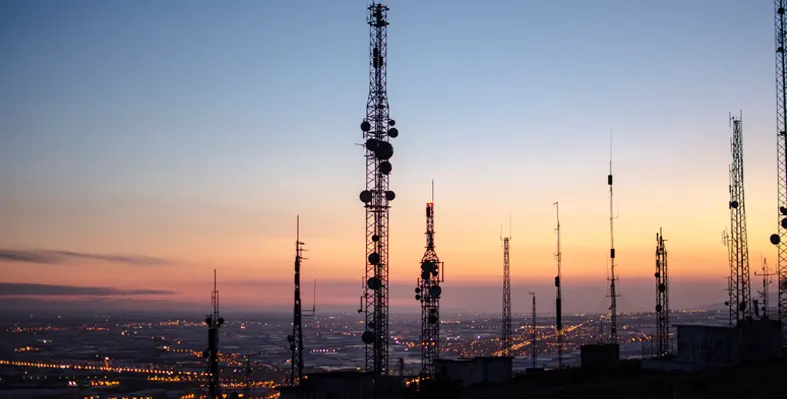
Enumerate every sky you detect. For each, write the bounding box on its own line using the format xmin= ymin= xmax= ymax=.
xmin=0 ymin=0 xmax=781 ymax=315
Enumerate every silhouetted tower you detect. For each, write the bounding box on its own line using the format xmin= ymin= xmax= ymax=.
xmin=553 ymin=202 xmax=563 ymax=368
xmin=755 ymin=257 xmax=776 ymax=319
xmin=358 ymin=1 xmax=397 ymax=375
xmin=288 ymin=216 xmax=315 ymax=386
xmin=655 ymin=228 xmax=669 ymax=357
xmin=772 ymin=0 xmax=787 ymax=344
xmin=728 ymin=113 xmax=753 ymax=325
xmin=529 ymin=292 xmax=536 ymax=369
xmin=203 ymin=270 xmax=224 ymax=399
xmin=723 ymin=229 xmax=736 ymax=327
xmin=501 ymin=224 xmax=512 ymax=356
xmin=607 ymin=140 xmax=620 ymax=344
xmin=415 ymin=181 xmax=443 ymax=379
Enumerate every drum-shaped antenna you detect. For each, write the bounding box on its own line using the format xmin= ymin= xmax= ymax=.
xmin=359 ymin=190 xmax=373 ymax=204
xmin=379 ymin=161 xmax=392 ymax=175
xmin=361 ymin=120 xmax=371 ymax=131
xmin=388 ymin=128 xmax=399 ymax=138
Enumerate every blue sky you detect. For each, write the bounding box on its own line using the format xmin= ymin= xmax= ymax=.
xmin=0 ymin=0 xmax=781 ymax=313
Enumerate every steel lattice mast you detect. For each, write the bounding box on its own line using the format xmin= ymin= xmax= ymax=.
xmin=607 ymin=144 xmax=619 ymax=344
xmin=553 ymin=202 xmax=563 ymax=368
xmin=772 ymin=0 xmax=787 ymax=344
xmin=655 ymin=229 xmax=669 ymax=357
xmin=723 ymin=229 xmax=736 ymax=327
xmin=729 ymin=113 xmax=753 ymax=325
xmin=415 ymin=182 xmax=443 ymax=379
xmin=358 ymin=1 xmax=397 ymax=375
xmin=501 ymin=227 xmax=512 ymax=356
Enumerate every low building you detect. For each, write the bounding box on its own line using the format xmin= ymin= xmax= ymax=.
xmin=642 ymin=320 xmax=783 ymax=373
xmin=277 ymin=371 xmax=403 ymax=399
xmin=434 ymin=356 xmax=512 ymax=387
xmin=580 ymin=343 xmax=620 ymax=370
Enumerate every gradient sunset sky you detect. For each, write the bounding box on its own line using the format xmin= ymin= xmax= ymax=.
xmin=0 ymin=0 xmax=780 ymax=314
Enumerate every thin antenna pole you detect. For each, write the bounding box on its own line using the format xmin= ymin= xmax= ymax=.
xmin=554 ymin=201 xmax=563 ymax=368
xmin=530 ymin=292 xmax=536 ymax=369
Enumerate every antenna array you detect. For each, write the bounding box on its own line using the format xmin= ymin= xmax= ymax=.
xmin=772 ymin=0 xmax=787 ymax=344
xmin=728 ymin=113 xmax=753 ymax=325
xmin=655 ymin=229 xmax=670 ymax=357
xmin=414 ymin=181 xmax=444 ymax=379
xmin=358 ymin=1 xmax=398 ymax=375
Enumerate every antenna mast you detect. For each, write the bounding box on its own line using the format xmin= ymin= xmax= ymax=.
xmin=755 ymin=257 xmax=776 ymax=319
xmin=554 ymin=202 xmax=563 ymax=368
xmin=530 ymin=292 xmax=536 ymax=369
xmin=415 ymin=180 xmax=444 ymax=379
xmin=655 ymin=228 xmax=670 ymax=357
xmin=203 ymin=270 xmax=224 ymax=399
xmin=607 ymin=135 xmax=619 ymax=344
xmin=288 ymin=216 xmax=314 ymax=386
xmin=771 ymin=0 xmax=787 ymax=344
xmin=501 ymin=222 xmax=512 ymax=357
xmin=728 ymin=112 xmax=753 ymax=325
xmin=358 ymin=1 xmax=397 ymax=376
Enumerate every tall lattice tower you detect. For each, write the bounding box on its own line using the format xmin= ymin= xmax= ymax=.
xmin=655 ymin=228 xmax=669 ymax=357
xmin=553 ymin=202 xmax=563 ymax=368
xmin=288 ymin=216 xmax=314 ymax=386
xmin=358 ymin=1 xmax=397 ymax=375
xmin=414 ymin=182 xmax=443 ymax=379
xmin=607 ymin=145 xmax=620 ymax=344
xmin=729 ymin=113 xmax=752 ymax=325
xmin=723 ymin=229 xmax=736 ymax=327
xmin=772 ymin=0 xmax=787 ymax=344
xmin=203 ymin=270 xmax=224 ymax=399
xmin=501 ymin=226 xmax=512 ymax=356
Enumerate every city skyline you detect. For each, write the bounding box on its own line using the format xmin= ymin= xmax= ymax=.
xmin=0 ymin=1 xmax=779 ymax=314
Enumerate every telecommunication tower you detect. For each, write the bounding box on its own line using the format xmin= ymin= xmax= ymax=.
xmin=607 ymin=141 xmax=620 ymax=344
xmin=754 ymin=257 xmax=776 ymax=319
xmin=654 ymin=229 xmax=669 ymax=357
xmin=203 ymin=270 xmax=224 ymax=399
xmin=529 ymin=292 xmax=536 ymax=369
xmin=723 ymin=229 xmax=736 ymax=327
xmin=288 ymin=216 xmax=316 ymax=386
xmin=728 ymin=113 xmax=753 ymax=325
xmin=553 ymin=202 xmax=563 ymax=368
xmin=358 ymin=1 xmax=398 ymax=375
xmin=501 ymin=224 xmax=512 ymax=356
xmin=414 ymin=181 xmax=444 ymax=379
xmin=771 ymin=0 xmax=787 ymax=343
